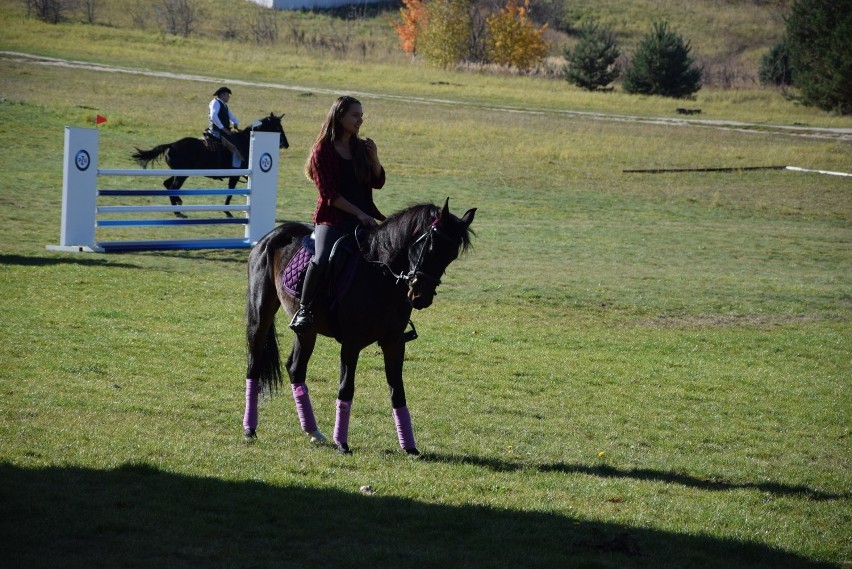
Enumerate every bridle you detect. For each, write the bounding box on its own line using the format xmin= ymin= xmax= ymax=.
xmin=356 ymin=215 xmax=463 ymax=343
xmin=408 ymin=219 xmax=455 ymax=289
xmin=357 ymin=218 xmax=458 ymax=290
xmin=247 ymin=116 xmax=287 ymax=149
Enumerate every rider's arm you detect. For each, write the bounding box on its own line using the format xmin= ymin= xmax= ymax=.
xmin=310 ymin=141 xmax=343 ymax=206
xmin=331 ymin=196 xmax=376 ymax=226
xmin=370 ymin=165 xmax=386 ymax=189
xmin=364 ymin=138 xmax=385 ymax=185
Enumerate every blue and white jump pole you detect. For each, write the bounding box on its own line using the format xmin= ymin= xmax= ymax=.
xmin=47 ymin=127 xmax=280 ymax=253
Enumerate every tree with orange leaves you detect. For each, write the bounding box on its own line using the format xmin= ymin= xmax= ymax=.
xmin=392 ymin=0 xmax=427 ymax=56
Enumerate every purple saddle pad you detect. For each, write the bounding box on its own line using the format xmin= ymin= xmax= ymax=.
xmin=281 ymin=236 xmax=314 ymax=297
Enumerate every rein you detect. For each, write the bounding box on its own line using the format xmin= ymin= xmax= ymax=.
xmin=356 ymin=218 xmax=455 ymax=288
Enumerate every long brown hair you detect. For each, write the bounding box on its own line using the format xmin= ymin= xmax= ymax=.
xmin=304 ymin=95 xmax=371 ymax=185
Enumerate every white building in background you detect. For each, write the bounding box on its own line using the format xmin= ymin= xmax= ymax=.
xmin=248 ymin=0 xmax=385 ymax=9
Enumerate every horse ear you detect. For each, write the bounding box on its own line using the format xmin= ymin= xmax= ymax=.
xmin=440 ymin=197 xmax=450 ymax=220
xmin=461 ymin=208 xmax=476 ymax=227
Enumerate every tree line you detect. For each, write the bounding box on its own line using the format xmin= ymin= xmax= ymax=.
xmin=394 ymin=0 xmax=850 ymax=113
xmin=23 ymin=0 xmax=851 ymax=114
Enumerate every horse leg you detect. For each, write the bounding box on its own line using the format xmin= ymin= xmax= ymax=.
xmin=333 ymin=344 xmax=360 ymax=454
xmin=243 ymin=265 xmax=282 ymax=440
xmin=380 ymin=337 xmax=419 ymax=455
xmin=165 ymin=175 xmax=188 ymax=218
xmin=223 ymin=176 xmax=238 ymax=218
xmin=243 ymin=379 xmax=259 ymax=441
xmin=286 ymin=332 xmax=327 ymax=444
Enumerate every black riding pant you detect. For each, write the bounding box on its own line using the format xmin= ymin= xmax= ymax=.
xmin=313 ymin=223 xmax=351 ymax=266
xmin=299 ymin=223 xmax=350 ymax=309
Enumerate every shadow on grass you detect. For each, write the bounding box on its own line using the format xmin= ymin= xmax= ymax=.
xmin=422 ymin=453 xmax=849 ymax=502
xmin=2 ymin=250 xmax=248 ymax=266
xmin=140 ymin=248 xmax=250 ymax=264
xmin=0 ymin=462 xmax=835 ymax=569
xmin=1 ymin=254 xmax=142 ymax=269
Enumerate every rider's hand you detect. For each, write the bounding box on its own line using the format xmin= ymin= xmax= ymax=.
xmin=358 ymin=214 xmax=377 ymax=227
xmin=364 ymin=138 xmax=378 ymax=159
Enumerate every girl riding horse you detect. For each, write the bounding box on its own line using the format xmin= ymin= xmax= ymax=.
xmin=243 ymin=199 xmax=475 ymax=455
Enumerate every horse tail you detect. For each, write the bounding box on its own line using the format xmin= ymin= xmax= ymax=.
xmin=256 ymin=322 xmax=283 ymax=396
xmin=131 ymin=143 xmax=171 ymax=168
xmin=246 ymin=228 xmax=286 ymax=394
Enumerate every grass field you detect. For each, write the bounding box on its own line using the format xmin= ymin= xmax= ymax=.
xmin=1 ymin=1 xmax=851 ymax=567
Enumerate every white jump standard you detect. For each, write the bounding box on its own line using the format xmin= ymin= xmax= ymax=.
xmin=47 ymin=127 xmax=279 ymax=253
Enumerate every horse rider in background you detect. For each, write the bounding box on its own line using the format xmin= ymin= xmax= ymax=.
xmin=208 ymin=86 xmax=244 ymax=166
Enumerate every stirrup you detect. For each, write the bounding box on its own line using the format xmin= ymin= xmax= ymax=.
xmin=403 ymin=320 xmax=418 ymax=342
xmin=289 ymin=307 xmax=314 ymax=332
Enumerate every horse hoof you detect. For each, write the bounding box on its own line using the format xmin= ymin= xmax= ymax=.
xmin=174 ymin=212 xmax=188 ymax=219
xmin=308 ymin=430 xmax=327 ymax=445
xmin=224 ymin=211 xmax=234 ymax=218
xmin=243 ymin=428 xmax=256 ymax=441
xmin=337 ymin=443 xmax=353 ymax=455
xmin=404 ymin=447 xmax=421 ymax=457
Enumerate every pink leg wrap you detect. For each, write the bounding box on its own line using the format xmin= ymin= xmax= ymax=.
xmin=291 ymin=383 xmax=319 ymax=434
xmin=334 ymin=399 xmax=352 ymax=446
xmin=393 ymin=406 xmax=416 ymax=450
xmin=243 ymin=378 xmax=258 ymax=431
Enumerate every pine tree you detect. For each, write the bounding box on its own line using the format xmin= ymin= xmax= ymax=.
xmin=623 ymin=21 xmax=702 ymax=98
xmin=786 ymin=0 xmax=852 ymax=114
xmin=759 ymin=38 xmax=793 ymax=87
xmin=564 ymin=22 xmax=621 ymax=91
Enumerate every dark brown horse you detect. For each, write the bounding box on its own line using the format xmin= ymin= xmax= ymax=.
xmin=242 ymin=199 xmax=476 ymax=455
xmin=131 ymin=113 xmax=288 ymax=217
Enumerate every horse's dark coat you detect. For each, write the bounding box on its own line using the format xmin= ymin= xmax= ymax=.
xmin=244 ymin=199 xmax=476 ymax=449
xmin=131 ymin=114 xmax=288 ymax=215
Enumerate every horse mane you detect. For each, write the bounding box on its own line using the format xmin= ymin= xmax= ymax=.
xmin=238 ymin=113 xmax=277 ymax=139
xmin=253 ymin=113 xmax=279 ymax=130
xmin=363 ymin=203 xmax=473 ymax=266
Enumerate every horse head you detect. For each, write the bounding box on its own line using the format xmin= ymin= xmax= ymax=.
xmin=407 ymin=198 xmax=476 ymax=309
xmin=249 ymin=113 xmax=289 ymax=149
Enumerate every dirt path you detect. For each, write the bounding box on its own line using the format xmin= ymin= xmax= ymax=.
xmin=3 ymin=50 xmax=851 ymax=142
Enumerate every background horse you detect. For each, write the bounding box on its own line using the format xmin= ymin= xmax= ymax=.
xmin=243 ymin=199 xmax=476 ymax=455
xmin=131 ymin=113 xmax=289 ymax=217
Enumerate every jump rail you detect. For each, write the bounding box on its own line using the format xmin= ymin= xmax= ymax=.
xmin=47 ymin=127 xmax=280 ymax=253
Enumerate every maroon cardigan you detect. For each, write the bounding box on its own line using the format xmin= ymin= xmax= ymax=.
xmin=308 ymin=139 xmax=386 ymax=226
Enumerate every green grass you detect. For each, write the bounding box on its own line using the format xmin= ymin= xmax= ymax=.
xmin=0 ymin=1 xmax=850 ymax=567
xmin=3 ymin=0 xmax=852 ymax=127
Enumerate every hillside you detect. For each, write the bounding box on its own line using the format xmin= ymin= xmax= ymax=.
xmin=544 ymin=0 xmax=792 ymax=87
xmin=5 ymin=0 xmax=791 ymax=87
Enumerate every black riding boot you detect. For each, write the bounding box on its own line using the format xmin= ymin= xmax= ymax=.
xmin=289 ymin=261 xmax=324 ymax=332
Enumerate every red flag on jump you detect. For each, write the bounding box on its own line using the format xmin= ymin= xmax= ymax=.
xmin=96 ymin=115 xmax=107 ymax=125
